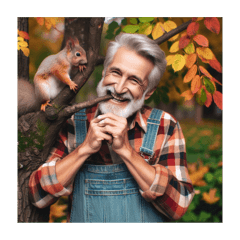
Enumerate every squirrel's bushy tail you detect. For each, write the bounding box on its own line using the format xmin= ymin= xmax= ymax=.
xmin=18 ymin=78 xmax=41 ymax=118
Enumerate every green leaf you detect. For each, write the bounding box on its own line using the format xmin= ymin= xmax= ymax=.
xmin=159 ymin=86 xmax=169 ymax=93
xmin=122 ymin=25 xmax=140 ymax=33
xmin=175 ymin=86 xmax=181 ymax=94
xmin=121 ymin=18 xmax=127 ymax=26
xmin=138 ymin=17 xmax=155 ymax=23
xmin=203 ymin=76 xmax=215 ymax=94
xmin=108 ymin=21 xmax=119 ymax=31
xmin=105 ymin=32 xmax=114 ymax=40
xmin=115 ymin=27 xmax=122 ymax=36
xmin=182 ymin=212 xmax=197 ymax=222
xmin=198 ymin=211 xmax=211 ymax=222
xmin=205 ymin=172 xmax=214 ymax=183
xmin=200 ymin=88 xmax=207 ymax=103
xmin=160 ymin=92 xmax=169 ymax=104
xmin=130 ymin=18 xmax=138 ymax=24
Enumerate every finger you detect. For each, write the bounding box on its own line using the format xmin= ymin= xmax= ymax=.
xmin=98 ymin=117 xmax=119 ymax=127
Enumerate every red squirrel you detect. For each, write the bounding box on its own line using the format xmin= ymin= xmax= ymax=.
xmin=18 ymin=37 xmax=87 ymax=117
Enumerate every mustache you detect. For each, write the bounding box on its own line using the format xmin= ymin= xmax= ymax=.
xmin=105 ymin=86 xmax=133 ymax=101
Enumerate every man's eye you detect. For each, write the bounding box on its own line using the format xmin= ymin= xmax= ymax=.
xmin=112 ymin=71 xmax=120 ymax=75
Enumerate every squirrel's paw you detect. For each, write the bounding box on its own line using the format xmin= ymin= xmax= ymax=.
xmin=41 ymin=100 xmax=52 ymax=112
xmin=79 ymin=65 xmax=86 ymax=72
xmin=69 ymin=81 xmax=78 ymax=93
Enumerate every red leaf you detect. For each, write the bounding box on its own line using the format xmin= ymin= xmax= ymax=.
xmin=213 ymin=91 xmax=222 ymax=110
xmin=187 ymin=22 xmax=199 ymax=36
xmin=204 ymin=90 xmax=213 ymax=107
xmin=204 ymin=17 xmax=220 ymax=34
xmin=18 ymin=30 xmax=29 ymax=40
xmin=193 ymin=34 xmax=209 ymax=47
xmin=209 ymin=59 xmax=222 ymax=73
xmin=179 ymin=35 xmax=191 ymax=49
xmin=212 ymin=77 xmax=222 ymax=86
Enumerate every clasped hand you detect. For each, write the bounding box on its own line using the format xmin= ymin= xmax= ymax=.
xmin=81 ymin=113 xmax=131 ymax=156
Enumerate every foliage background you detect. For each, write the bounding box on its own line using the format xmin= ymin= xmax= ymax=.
xmin=25 ymin=17 xmax=222 ymax=223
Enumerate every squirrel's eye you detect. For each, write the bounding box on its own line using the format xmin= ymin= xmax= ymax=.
xmin=76 ymin=52 xmax=81 ymax=57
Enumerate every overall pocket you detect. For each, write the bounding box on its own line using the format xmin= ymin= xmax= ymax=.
xmin=85 ymin=177 xmax=142 ymax=222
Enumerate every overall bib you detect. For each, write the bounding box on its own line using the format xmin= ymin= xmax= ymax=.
xmin=70 ymin=108 xmax=166 ymax=223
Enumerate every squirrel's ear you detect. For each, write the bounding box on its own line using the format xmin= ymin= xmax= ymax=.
xmin=66 ymin=37 xmax=75 ymax=51
xmin=73 ymin=37 xmax=80 ymax=46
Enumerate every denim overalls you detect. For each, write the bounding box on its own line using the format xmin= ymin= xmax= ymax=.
xmin=70 ymin=108 xmax=166 ymax=222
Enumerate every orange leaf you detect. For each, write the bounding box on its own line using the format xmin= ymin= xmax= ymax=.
xmin=18 ymin=30 xmax=29 ymax=40
xmin=181 ymin=90 xmax=194 ymax=101
xmin=193 ymin=34 xmax=209 ymax=47
xmin=202 ymin=188 xmax=220 ymax=204
xmin=212 ymin=77 xmax=222 ymax=86
xmin=186 ymin=53 xmax=197 ymax=68
xmin=199 ymin=66 xmax=212 ymax=78
xmin=213 ymin=91 xmax=222 ymax=110
xmin=209 ymin=58 xmax=222 ymax=73
xmin=204 ymin=17 xmax=220 ymax=34
xmin=36 ymin=17 xmax=44 ymax=26
xmin=179 ymin=35 xmax=191 ymax=49
xmin=204 ymin=90 xmax=213 ymax=107
xmin=187 ymin=21 xmax=199 ymax=36
xmin=191 ymin=75 xmax=201 ymax=94
xmin=183 ymin=64 xmax=197 ymax=83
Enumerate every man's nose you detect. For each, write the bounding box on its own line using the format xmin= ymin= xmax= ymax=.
xmin=114 ymin=78 xmax=128 ymax=94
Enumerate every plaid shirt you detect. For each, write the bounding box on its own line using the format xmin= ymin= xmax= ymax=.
xmin=29 ymin=105 xmax=194 ymax=221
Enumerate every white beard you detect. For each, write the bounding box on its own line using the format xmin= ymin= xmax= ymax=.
xmin=96 ymin=77 xmax=146 ymax=118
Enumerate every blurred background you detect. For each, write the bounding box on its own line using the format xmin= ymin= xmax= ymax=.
xmin=26 ymin=17 xmax=222 ymax=222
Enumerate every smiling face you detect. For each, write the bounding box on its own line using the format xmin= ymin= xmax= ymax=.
xmin=96 ymin=47 xmax=155 ymax=118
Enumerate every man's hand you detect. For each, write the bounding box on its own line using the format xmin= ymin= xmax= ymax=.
xmin=97 ymin=113 xmax=132 ymax=155
xmin=81 ymin=115 xmax=113 ymax=155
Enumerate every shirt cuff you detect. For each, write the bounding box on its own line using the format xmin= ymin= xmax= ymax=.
xmin=40 ymin=158 xmax=73 ymax=197
xmin=139 ymin=164 xmax=169 ymax=202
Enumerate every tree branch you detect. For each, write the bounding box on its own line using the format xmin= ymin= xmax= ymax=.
xmin=95 ymin=19 xmax=193 ymax=66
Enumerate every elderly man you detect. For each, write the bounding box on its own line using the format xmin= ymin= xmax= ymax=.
xmin=29 ymin=33 xmax=194 ymax=222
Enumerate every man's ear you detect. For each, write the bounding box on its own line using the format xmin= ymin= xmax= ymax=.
xmin=144 ymin=86 xmax=157 ymax=100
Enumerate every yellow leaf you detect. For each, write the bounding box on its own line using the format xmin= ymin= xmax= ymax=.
xmin=152 ymin=22 xmax=165 ymax=40
xmin=196 ymin=47 xmax=214 ymax=60
xmin=169 ymin=33 xmax=179 ymax=42
xmin=172 ymin=54 xmax=185 ymax=72
xmin=21 ymin=47 xmax=30 ymax=57
xmin=144 ymin=24 xmax=153 ymax=36
xmin=50 ymin=17 xmax=56 ymax=27
xmin=18 ymin=40 xmax=28 ymax=48
xmin=163 ymin=20 xmax=177 ymax=32
xmin=50 ymin=203 xmax=67 ymax=218
xmin=169 ymin=41 xmax=179 ymax=53
xmin=183 ymin=64 xmax=197 ymax=83
xmin=181 ymin=89 xmax=194 ymax=101
xmin=189 ymin=165 xmax=209 ymax=185
xmin=202 ymin=188 xmax=220 ymax=204
xmin=166 ymin=55 xmax=175 ymax=66
xmin=184 ymin=43 xmax=195 ymax=54
xmin=18 ymin=36 xmax=24 ymax=42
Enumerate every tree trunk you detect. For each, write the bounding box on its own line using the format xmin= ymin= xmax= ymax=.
xmin=18 ymin=17 xmax=105 ymax=222
xmin=18 ymin=17 xmax=29 ymax=80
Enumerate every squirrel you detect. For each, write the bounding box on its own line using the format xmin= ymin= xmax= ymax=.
xmin=18 ymin=37 xmax=87 ymax=118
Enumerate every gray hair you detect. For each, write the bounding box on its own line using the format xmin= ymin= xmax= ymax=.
xmin=103 ymin=33 xmax=167 ymax=92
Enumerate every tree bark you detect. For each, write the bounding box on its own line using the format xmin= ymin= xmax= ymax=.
xmin=18 ymin=17 xmax=29 ymax=80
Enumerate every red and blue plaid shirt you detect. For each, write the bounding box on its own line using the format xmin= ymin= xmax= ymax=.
xmin=29 ymin=105 xmax=194 ymax=221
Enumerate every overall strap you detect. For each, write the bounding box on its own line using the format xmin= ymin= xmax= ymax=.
xmin=139 ymin=108 xmax=163 ymax=162
xmin=74 ymin=108 xmax=87 ymax=147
